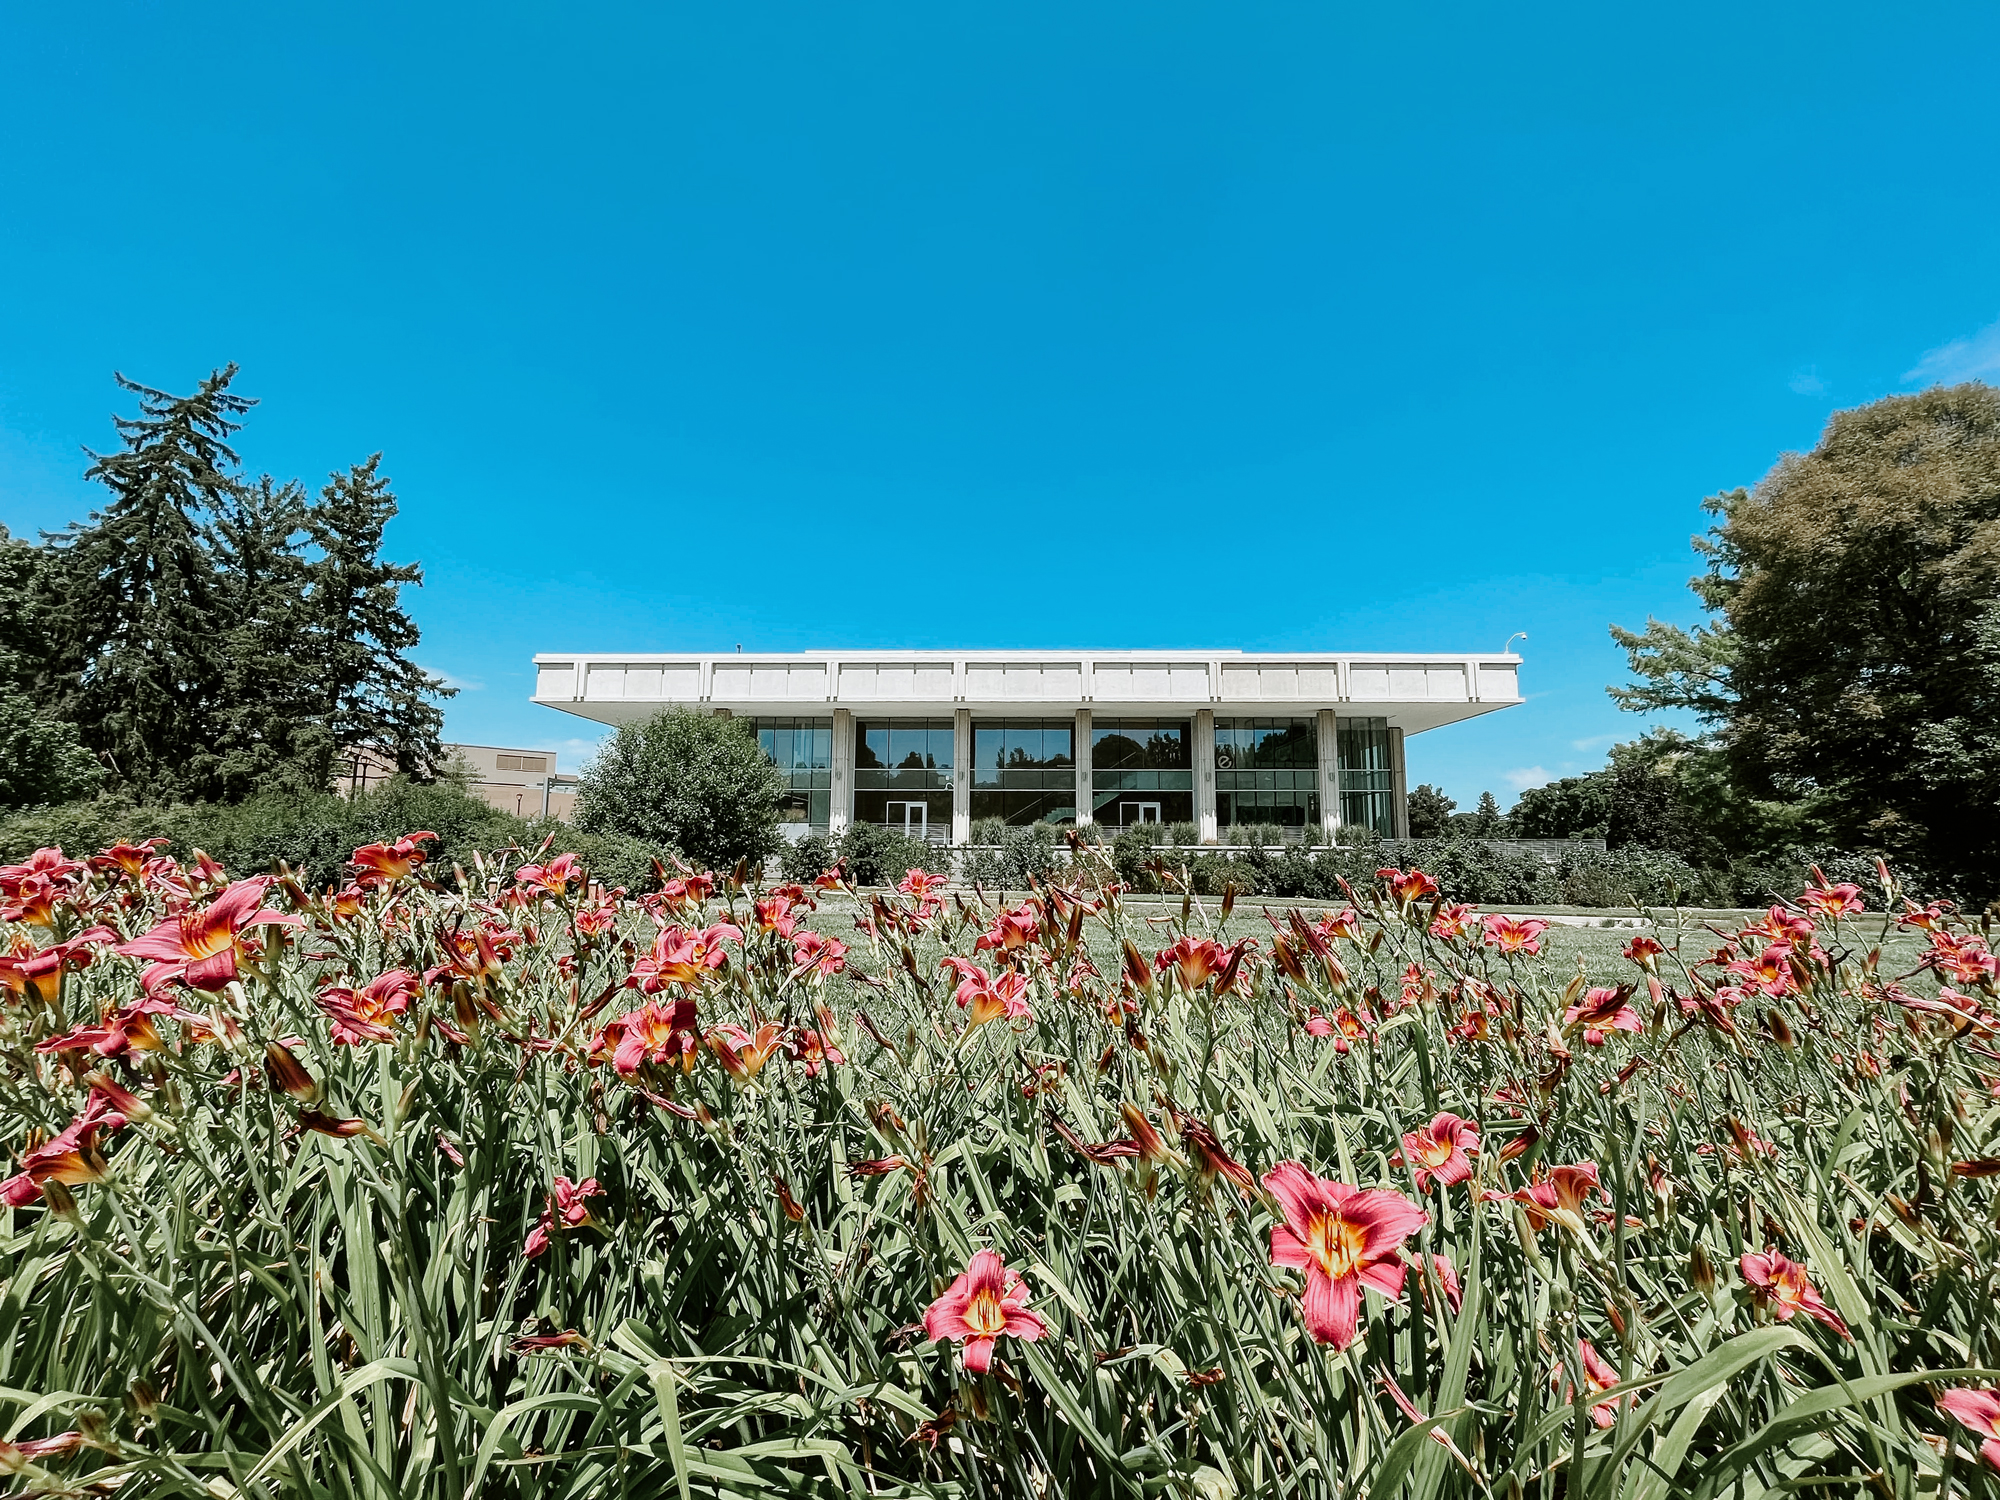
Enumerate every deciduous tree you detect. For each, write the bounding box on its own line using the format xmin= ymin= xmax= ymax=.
xmin=1613 ymin=382 xmax=2000 ymax=897
xmin=575 ymin=709 xmax=784 ymax=870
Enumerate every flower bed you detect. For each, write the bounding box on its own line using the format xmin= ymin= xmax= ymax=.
xmin=1 ymin=837 xmax=1998 ymax=1495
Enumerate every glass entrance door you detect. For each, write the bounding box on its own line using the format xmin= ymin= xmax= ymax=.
xmin=1124 ymin=802 xmax=1162 ymax=825
xmin=889 ymin=801 xmax=929 ymax=838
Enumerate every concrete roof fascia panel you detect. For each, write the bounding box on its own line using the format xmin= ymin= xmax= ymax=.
xmin=529 ymin=648 xmax=1524 ymax=738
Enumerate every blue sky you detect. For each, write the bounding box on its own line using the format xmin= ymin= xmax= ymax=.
xmin=4 ymin=3 xmax=1998 ymax=806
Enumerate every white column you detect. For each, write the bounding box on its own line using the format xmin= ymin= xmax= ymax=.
xmin=1074 ymin=708 xmax=1092 ymax=830
xmin=1194 ymin=708 xmax=1216 ymax=844
xmin=1390 ymin=725 xmax=1410 ymax=840
xmin=1318 ymin=708 xmax=1340 ymax=846
xmin=830 ymin=708 xmax=854 ymax=838
xmin=951 ymin=708 xmax=971 ymax=845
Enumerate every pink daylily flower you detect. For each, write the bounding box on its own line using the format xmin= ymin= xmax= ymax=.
xmin=924 ymin=1248 xmax=1047 ymax=1374
xmin=1262 ymin=1161 xmax=1427 ymax=1350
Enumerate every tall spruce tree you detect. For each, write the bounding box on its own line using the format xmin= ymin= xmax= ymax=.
xmin=30 ymin=369 xmax=450 ymax=804
xmin=212 ymin=474 xmax=325 ymax=798
xmin=44 ymin=367 xmax=254 ymax=800
xmin=299 ymin=456 xmax=450 ymax=778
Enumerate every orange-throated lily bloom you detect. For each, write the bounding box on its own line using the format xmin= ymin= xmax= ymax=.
xmin=1484 ymin=1161 xmax=1604 ymax=1232
xmin=974 ymin=905 xmax=1039 ymax=955
xmin=1800 ymin=876 xmax=1863 ymax=923
xmin=89 ymin=838 xmax=169 ymax=878
xmin=1153 ymin=936 xmax=1255 ymax=994
xmin=707 ymin=1021 xmax=783 ymax=1083
xmin=318 ymin=970 xmax=420 ymax=1046
xmin=1740 ymin=1250 xmax=1850 ymax=1338
xmin=1937 ymin=1388 xmax=2000 ymax=1470
xmin=1376 ymin=867 xmax=1439 ymax=906
xmin=515 ymin=852 xmax=583 ymax=898
xmin=1393 ymin=1113 xmax=1481 ymax=1191
xmin=924 ymin=1248 xmax=1047 ymax=1374
xmin=596 ymin=999 xmax=701 ymax=1077
xmin=791 ymin=930 xmax=847 ymax=979
xmin=348 ymin=832 xmax=438 ymax=887
xmin=1429 ymin=903 xmax=1478 ymax=941
xmin=1262 ymin=1161 xmax=1427 ymax=1350
xmin=1556 ymin=1339 xmax=1626 ymax=1428
xmin=1 ymin=1091 xmax=128 ymax=1205
xmin=630 ymin=922 xmax=740 ymax=993
xmin=117 ymin=878 xmax=302 ymax=992
xmin=1565 ymin=986 xmax=1642 ymax=1044
xmin=1482 ymin=913 xmax=1549 ymax=956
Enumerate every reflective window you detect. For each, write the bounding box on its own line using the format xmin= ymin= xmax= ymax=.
xmin=972 ymin=719 xmax=1076 ymax=826
xmin=1092 ymin=719 xmax=1192 ymax=826
xmin=753 ymin=717 xmax=833 ymax=828
xmin=854 ymin=719 xmax=955 ymax=838
xmin=1216 ymin=718 xmax=1318 ymax=829
xmin=1338 ymin=717 xmax=1396 ymax=836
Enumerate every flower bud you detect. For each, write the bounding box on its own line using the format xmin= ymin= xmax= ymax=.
xmin=263 ymin=1042 xmax=320 ymax=1104
xmin=1688 ymin=1242 xmax=1716 ymax=1295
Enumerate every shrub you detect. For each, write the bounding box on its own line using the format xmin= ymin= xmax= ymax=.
xmin=778 ymin=830 xmax=838 ymax=885
xmin=574 ymin=708 xmax=783 ymax=871
xmin=1223 ymin=821 xmax=1288 ymax=849
xmin=836 ymin=822 xmax=948 ymax=887
xmin=1164 ymin=820 xmax=1199 ymax=847
xmin=0 ymin=677 xmax=102 ymax=810
xmin=1554 ymin=843 xmax=1719 ymax=909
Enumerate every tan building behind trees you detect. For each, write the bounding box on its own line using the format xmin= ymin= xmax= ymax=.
xmin=337 ymin=743 xmax=579 ymax=821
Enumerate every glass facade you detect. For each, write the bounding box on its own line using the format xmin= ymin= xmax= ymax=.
xmin=754 ymin=718 xmax=833 ymax=829
xmin=854 ymin=719 xmax=955 ymax=839
xmin=1215 ymin=718 xmax=1319 ymax=830
xmin=1338 ymin=717 xmax=1397 ymax=836
xmin=1092 ymin=719 xmax=1193 ymax=826
xmin=972 ymin=720 xmax=1076 ymax=826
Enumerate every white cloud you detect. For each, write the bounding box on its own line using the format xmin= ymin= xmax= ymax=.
xmin=1569 ymin=733 xmax=1618 ymax=753
xmin=1788 ymin=366 xmax=1826 ymax=395
xmin=550 ymin=736 xmax=610 ymax=774
xmin=1904 ymin=316 xmax=2000 ymax=386
xmin=1503 ymin=766 xmax=1551 ymax=792
xmin=418 ymin=662 xmax=485 ymax=693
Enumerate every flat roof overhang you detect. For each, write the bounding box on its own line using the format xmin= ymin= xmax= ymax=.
xmin=528 ymin=649 xmax=1524 ymax=736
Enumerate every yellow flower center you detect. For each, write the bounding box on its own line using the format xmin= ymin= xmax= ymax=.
xmin=1306 ymin=1211 xmax=1369 ymax=1280
xmin=962 ymin=1288 xmax=1009 ymax=1336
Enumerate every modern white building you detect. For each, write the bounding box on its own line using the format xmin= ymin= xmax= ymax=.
xmin=530 ymin=649 xmax=1522 ymax=844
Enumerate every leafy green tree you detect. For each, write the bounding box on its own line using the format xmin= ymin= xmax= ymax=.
xmin=41 ymin=367 xmax=253 ymax=800
xmin=1614 ymin=383 xmax=2000 ymax=896
xmin=1406 ymin=783 xmax=1456 ymax=838
xmin=575 ymin=709 xmax=785 ymax=871
xmin=1510 ymin=772 xmax=1613 ymax=840
xmin=0 ymin=650 xmax=101 ymax=809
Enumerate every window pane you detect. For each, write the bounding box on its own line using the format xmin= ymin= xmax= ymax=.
xmin=930 ymin=726 xmax=956 ymax=771
xmin=858 ymin=726 xmax=888 ymax=770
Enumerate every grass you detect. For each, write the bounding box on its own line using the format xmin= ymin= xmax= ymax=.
xmin=0 ymin=838 xmax=1994 ymax=1498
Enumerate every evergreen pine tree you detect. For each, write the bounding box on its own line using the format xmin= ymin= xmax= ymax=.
xmin=43 ymin=367 xmax=253 ymax=800
xmin=212 ymin=475 xmax=325 ymax=798
xmin=299 ymin=456 xmax=451 ymax=777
